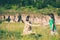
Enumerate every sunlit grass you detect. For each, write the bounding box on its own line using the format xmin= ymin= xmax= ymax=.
xmin=0 ymin=22 xmax=60 ymax=40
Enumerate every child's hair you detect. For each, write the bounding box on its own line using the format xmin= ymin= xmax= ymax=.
xmin=49 ymin=13 xmax=55 ymax=22
xmin=26 ymin=15 xmax=30 ymax=21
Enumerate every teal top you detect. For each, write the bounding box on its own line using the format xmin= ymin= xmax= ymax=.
xmin=49 ymin=18 xmax=56 ymax=30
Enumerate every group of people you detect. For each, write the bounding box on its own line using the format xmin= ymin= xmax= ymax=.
xmin=22 ymin=13 xmax=58 ymax=35
xmin=3 ymin=15 xmax=22 ymax=22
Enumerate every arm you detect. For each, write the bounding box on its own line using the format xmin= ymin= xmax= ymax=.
xmin=31 ymin=24 xmax=40 ymax=26
xmin=26 ymin=21 xmax=40 ymax=26
xmin=27 ymin=22 xmax=40 ymax=26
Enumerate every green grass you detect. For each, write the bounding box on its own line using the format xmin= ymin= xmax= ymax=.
xmin=0 ymin=6 xmax=59 ymax=15
xmin=0 ymin=22 xmax=60 ymax=40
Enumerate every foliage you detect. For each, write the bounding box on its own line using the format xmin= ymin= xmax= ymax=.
xmin=0 ymin=0 xmax=60 ymax=9
xmin=0 ymin=0 xmax=60 ymax=15
xmin=0 ymin=20 xmax=2 ymax=24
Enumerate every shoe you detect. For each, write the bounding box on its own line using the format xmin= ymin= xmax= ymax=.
xmin=51 ymin=31 xmax=54 ymax=35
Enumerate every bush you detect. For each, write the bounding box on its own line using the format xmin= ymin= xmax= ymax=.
xmin=0 ymin=20 xmax=2 ymax=24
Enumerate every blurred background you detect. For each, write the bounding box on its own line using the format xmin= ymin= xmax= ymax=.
xmin=0 ymin=0 xmax=60 ymax=15
xmin=0 ymin=0 xmax=60 ymax=40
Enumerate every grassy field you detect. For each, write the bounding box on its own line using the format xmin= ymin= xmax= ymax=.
xmin=0 ymin=22 xmax=60 ymax=40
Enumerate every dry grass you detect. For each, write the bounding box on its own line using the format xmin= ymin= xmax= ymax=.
xmin=0 ymin=22 xmax=60 ymax=40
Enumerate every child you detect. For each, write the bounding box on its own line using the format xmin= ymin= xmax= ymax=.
xmin=23 ymin=15 xmax=40 ymax=35
xmin=49 ymin=13 xmax=58 ymax=35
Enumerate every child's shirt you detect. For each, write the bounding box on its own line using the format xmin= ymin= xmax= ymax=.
xmin=49 ymin=18 xmax=56 ymax=30
xmin=24 ymin=21 xmax=32 ymax=31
